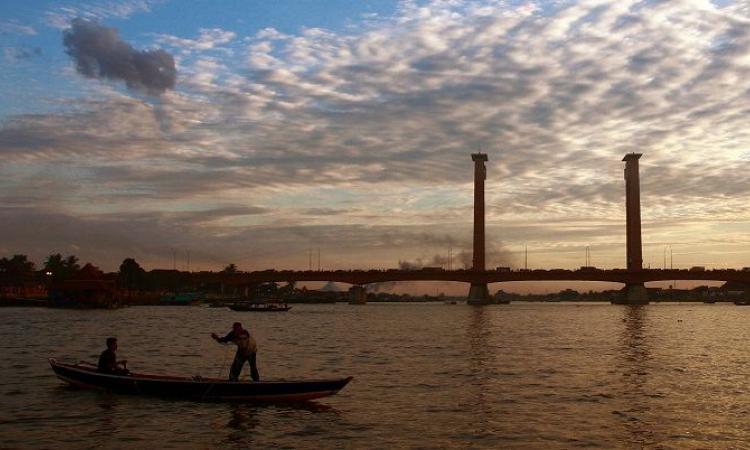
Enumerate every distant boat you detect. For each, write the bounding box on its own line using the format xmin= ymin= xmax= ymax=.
xmin=229 ymin=302 xmax=291 ymax=312
xmin=159 ymin=292 xmax=202 ymax=306
xmin=207 ymin=297 xmax=244 ymax=308
xmin=49 ymin=359 xmax=351 ymax=402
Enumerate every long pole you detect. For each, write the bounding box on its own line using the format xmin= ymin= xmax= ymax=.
xmin=525 ymin=245 xmax=528 ymax=270
xmin=671 ymin=247 xmax=676 ymax=288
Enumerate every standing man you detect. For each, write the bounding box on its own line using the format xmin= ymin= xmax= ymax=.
xmin=211 ymin=322 xmax=260 ymax=381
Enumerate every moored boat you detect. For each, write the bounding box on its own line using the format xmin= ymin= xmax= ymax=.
xmin=159 ymin=292 xmax=202 ymax=306
xmin=229 ymin=302 xmax=291 ymax=312
xmin=49 ymin=359 xmax=351 ymax=402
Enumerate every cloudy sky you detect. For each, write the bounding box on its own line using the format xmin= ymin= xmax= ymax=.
xmin=1 ymin=0 xmax=749 ymax=292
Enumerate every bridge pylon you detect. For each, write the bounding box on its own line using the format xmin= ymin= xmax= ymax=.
xmin=348 ymin=285 xmax=367 ymax=305
xmin=619 ymin=284 xmax=649 ymax=304
xmin=468 ymin=283 xmax=492 ymax=304
xmin=617 ymin=153 xmax=649 ymax=305
xmin=467 ymin=152 xmax=495 ymax=305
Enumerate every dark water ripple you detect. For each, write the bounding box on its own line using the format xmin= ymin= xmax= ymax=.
xmin=2 ymin=303 xmax=750 ymax=448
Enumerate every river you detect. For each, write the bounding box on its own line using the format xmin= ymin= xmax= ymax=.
xmin=1 ymin=302 xmax=750 ymax=449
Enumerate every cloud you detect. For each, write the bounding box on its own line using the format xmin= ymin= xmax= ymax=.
xmin=3 ymin=47 xmax=41 ymax=63
xmin=63 ymin=18 xmax=176 ymax=94
xmin=3 ymin=0 xmax=750 ymax=277
xmin=154 ymin=28 xmax=237 ymax=54
xmin=44 ymin=0 xmax=163 ymax=29
xmin=0 ymin=20 xmax=37 ymax=36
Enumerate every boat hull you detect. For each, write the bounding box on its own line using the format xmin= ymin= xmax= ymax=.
xmin=49 ymin=359 xmax=351 ymax=402
xmin=228 ymin=304 xmax=291 ymax=312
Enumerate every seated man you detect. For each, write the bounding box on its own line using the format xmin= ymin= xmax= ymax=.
xmin=97 ymin=337 xmax=129 ymax=375
xmin=211 ymin=322 xmax=260 ymax=381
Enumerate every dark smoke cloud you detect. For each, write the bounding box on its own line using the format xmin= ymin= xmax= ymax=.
xmin=63 ymin=18 xmax=176 ymax=94
xmin=397 ymin=254 xmax=453 ymax=270
xmin=400 ymin=245 xmax=517 ymax=271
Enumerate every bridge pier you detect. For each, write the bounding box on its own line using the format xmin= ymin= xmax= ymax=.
xmin=467 ymin=283 xmax=492 ymax=305
xmin=614 ymin=283 xmax=649 ymax=305
xmin=348 ymin=285 xmax=367 ymax=305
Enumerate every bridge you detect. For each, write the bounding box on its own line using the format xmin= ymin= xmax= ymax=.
xmin=199 ymin=152 xmax=747 ymax=305
xmin=199 ymin=268 xmax=750 ymax=286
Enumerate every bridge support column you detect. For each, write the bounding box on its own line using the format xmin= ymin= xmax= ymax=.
xmin=467 ymin=152 xmax=497 ymax=305
xmin=623 ymin=153 xmax=644 ymax=272
xmin=615 ymin=283 xmax=649 ymax=305
xmin=467 ymin=283 xmax=492 ymax=305
xmin=618 ymin=153 xmax=648 ymax=305
xmin=348 ymin=285 xmax=367 ymax=305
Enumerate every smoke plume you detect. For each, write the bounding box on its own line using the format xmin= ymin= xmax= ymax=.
xmin=63 ymin=18 xmax=176 ymax=94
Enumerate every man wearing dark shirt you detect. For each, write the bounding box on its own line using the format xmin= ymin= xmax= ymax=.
xmin=97 ymin=337 xmax=129 ymax=375
xmin=211 ymin=322 xmax=260 ymax=381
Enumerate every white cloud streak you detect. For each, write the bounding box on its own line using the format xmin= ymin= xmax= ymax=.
xmin=0 ymin=20 xmax=37 ymax=35
xmin=44 ymin=0 xmax=165 ymax=29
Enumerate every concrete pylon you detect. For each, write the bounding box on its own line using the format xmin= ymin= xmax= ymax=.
xmin=348 ymin=285 xmax=367 ymax=304
xmin=619 ymin=153 xmax=649 ymax=305
xmin=467 ymin=152 xmax=494 ymax=305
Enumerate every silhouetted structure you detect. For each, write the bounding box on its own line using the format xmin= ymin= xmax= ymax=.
xmin=6 ymin=155 xmax=750 ymax=305
xmin=348 ymin=285 xmax=367 ymax=304
xmin=619 ymin=153 xmax=648 ymax=304
xmin=193 ymin=268 xmax=750 ymax=293
xmin=468 ymin=152 xmax=492 ymax=304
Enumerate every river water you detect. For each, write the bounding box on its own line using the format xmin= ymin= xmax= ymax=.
xmin=1 ymin=302 xmax=750 ymax=449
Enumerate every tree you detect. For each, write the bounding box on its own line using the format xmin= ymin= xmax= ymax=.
xmin=0 ymin=254 xmax=36 ymax=287
xmin=64 ymin=255 xmax=80 ymax=273
xmin=76 ymin=262 xmax=104 ymax=279
xmin=43 ymin=253 xmax=64 ymax=274
xmin=255 ymin=282 xmax=278 ymax=297
xmin=279 ymin=281 xmax=296 ymax=296
xmin=222 ymin=263 xmax=238 ymax=274
xmin=43 ymin=253 xmax=81 ymax=281
xmin=119 ymin=258 xmax=146 ymax=291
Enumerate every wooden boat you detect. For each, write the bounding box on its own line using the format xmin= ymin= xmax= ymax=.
xmin=49 ymin=359 xmax=351 ymax=402
xmin=159 ymin=292 xmax=202 ymax=306
xmin=229 ymin=302 xmax=291 ymax=312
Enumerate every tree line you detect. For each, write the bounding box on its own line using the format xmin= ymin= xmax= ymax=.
xmin=0 ymin=254 xmax=241 ymax=293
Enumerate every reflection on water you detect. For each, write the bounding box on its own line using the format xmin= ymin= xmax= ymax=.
xmin=223 ymin=404 xmax=259 ymax=444
xmin=464 ymin=307 xmax=493 ymax=439
xmin=2 ymin=303 xmax=750 ymax=448
xmin=91 ymin=394 xmax=120 ymax=439
xmin=616 ymin=305 xmax=655 ymax=447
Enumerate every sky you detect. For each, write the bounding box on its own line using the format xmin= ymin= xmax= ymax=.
xmin=1 ymin=0 xmax=749 ymax=294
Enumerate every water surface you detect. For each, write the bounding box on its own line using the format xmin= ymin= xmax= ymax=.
xmin=1 ymin=303 xmax=749 ymax=448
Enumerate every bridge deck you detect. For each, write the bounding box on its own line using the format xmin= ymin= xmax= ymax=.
xmin=195 ymin=269 xmax=750 ymax=286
